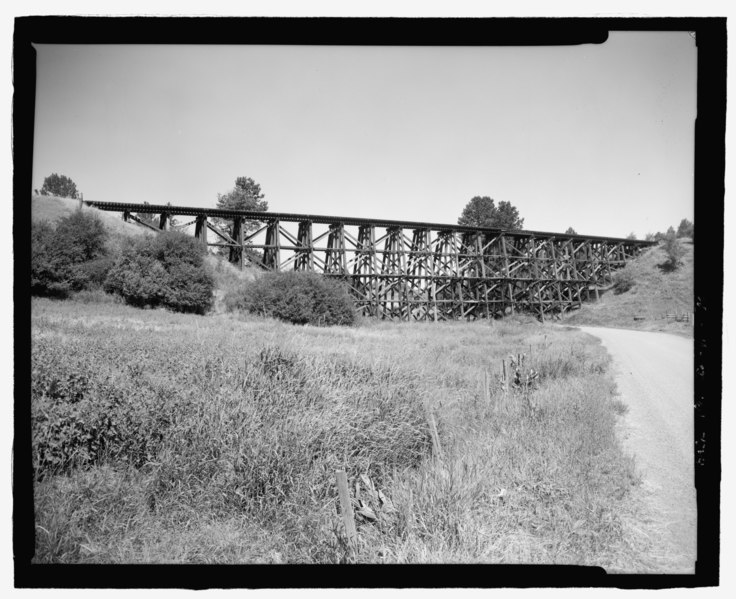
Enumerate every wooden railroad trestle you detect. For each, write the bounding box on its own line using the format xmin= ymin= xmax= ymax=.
xmin=87 ymin=201 xmax=654 ymax=321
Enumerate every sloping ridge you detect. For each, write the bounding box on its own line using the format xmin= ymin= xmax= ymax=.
xmin=563 ymin=239 xmax=694 ymax=335
xmin=32 ymin=194 xmax=151 ymax=239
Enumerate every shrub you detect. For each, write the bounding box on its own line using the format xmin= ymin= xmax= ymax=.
xmin=31 ymin=211 xmax=109 ymax=297
xmin=32 ymin=221 xmax=66 ymax=296
xmin=676 ymin=218 xmax=694 ymax=239
xmin=662 ymin=231 xmax=686 ymax=270
xmin=612 ymin=268 xmax=635 ymax=294
xmin=31 ymin=338 xmax=187 ymax=478
xmin=104 ymin=231 xmax=214 ymax=314
xmin=225 ymin=271 xmax=356 ymax=326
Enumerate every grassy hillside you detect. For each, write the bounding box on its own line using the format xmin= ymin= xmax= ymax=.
xmin=32 ymin=194 xmax=149 ymax=240
xmin=29 ymin=297 xmax=676 ymax=570
xmin=563 ymin=240 xmax=694 ymax=336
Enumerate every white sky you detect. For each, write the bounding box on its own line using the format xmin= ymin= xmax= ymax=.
xmin=32 ymin=32 xmax=696 ymax=239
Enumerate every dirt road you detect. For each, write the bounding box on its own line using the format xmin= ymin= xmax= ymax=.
xmin=576 ymin=326 xmax=696 ymax=573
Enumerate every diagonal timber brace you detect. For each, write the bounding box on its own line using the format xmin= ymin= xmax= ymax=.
xmin=94 ymin=202 xmax=654 ymax=321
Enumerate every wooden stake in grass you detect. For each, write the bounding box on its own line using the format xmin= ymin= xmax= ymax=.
xmin=502 ymin=359 xmax=507 ymax=395
xmin=335 ymin=470 xmax=357 ymax=558
xmin=428 ymin=412 xmax=443 ymax=461
xmin=483 ymin=368 xmax=490 ymax=403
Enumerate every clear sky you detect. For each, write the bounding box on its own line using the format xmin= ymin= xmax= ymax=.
xmin=32 ymin=32 xmax=696 ymax=239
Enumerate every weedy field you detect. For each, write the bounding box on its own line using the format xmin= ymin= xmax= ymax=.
xmin=30 ymin=296 xmax=675 ymax=570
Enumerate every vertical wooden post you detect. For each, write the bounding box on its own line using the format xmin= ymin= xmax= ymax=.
xmin=428 ymin=412 xmax=443 ymax=461
xmin=368 ymin=225 xmax=377 ymax=318
xmin=396 ymin=227 xmax=409 ymax=321
xmin=264 ymin=220 xmax=280 ymax=270
xmin=335 ymin=470 xmax=357 ymax=558
xmin=195 ymin=215 xmax=208 ymax=247
xmin=230 ymin=216 xmax=243 ymax=268
xmin=548 ymin=239 xmax=561 ymax=317
xmin=477 ymin=233 xmax=490 ymax=320
xmin=501 ymin=234 xmax=514 ymax=315
xmin=453 ymin=233 xmax=465 ymax=320
xmin=502 ymin=359 xmax=508 ymax=395
xmin=296 ymin=220 xmax=313 ymax=272
xmin=530 ymin=237 xmax=545 ymax=321
xmin=483 ymin=369 xmax=490 ymax=403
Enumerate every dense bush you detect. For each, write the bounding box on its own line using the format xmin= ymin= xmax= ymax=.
xmin=225 ymin=271 xmax=356 ymax=326
xmin=31 ymin=333 xmax=430 ymax=506
xmin=31 ymin=337 xmax=190 ymax=478
xmin=104 ymin=231 xmax=214 ymax=313
xmin=31 ymin=211 xmax=110 ymax=297
xmin=612 ymin=268 xmax=635 ymax=294
xmin=662 ymin=231 xmax=686 ymax=271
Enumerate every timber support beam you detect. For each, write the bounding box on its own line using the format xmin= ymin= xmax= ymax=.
xmin=85 ymin=200 xmax=655 ymax=321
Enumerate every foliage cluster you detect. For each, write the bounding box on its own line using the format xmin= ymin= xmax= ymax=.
xmin=40 ymin=173 xmax=79 ymax=199
xmin=646 ymin=219 xmax=694 ymax=244
xmin=32 ymin=340 xmax=175 ymax=476
xmin=612 ymin=268 xmax=636 ymax=295
xmin=31 ymin=211 xmax=110 ymax=297
xmin=215 ymin=176 xmax=269 ymax=236
xmin=458 ymin=196 xmax=524 ymax=229
xmin=104 ymin=232 xmax=214 ymax=314
xmin=661 ymin=230 xmax=686 ymax=271
xmin=225 ymin=271 xmax=356 ymax=326
xmin=32 ymin=324 xmax=429 ymax=536
xmin=216 ymin=176 xmax=268 ymax=214
xmin=676 ymin=218 xmax=694 ymax=239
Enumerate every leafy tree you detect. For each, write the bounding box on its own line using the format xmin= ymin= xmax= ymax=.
xmin=40 ymin=173 xmax=79 ymax=199
xmin=458 ymin=196 xmax=524 ymax=229
xmin=104 ymin=231 xmax=214 ymax=314
xmin=216 ymin=176 xmax=268 ymax=232
xmin=494 ymin=201 xmax=525 ymax=229
xmin=31 ymin=211 xmax=109 ymax=297
xmin=662 ymin=229 xmax=686 ymax=270
xmin=644 ymin=232 xmax=655 ymax=241
xmin=676 ymin=218 xmax=694 ymax=239
xmin=565 ymin=227 xmax=578 ymax=235
xmin=626 ymin=232 xmax=637 ymax=240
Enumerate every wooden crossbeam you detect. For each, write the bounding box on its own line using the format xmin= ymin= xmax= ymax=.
xmin=94 ymin=201 xmax=651 ymax=321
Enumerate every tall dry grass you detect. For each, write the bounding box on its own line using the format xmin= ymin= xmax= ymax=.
xmin=30 ymin=298 xmax=664 ymax=569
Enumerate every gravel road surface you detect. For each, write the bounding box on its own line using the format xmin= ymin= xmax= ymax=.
xmin=577 ymin=326 xmax=696 ymax=573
